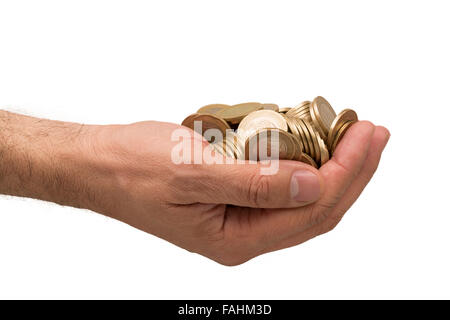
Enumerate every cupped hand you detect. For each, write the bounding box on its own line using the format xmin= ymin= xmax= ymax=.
xmin=89 ymin=120 xmax=389 ymax=265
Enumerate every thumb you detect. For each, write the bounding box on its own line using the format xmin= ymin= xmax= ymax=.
xmin=185 ymin=161 xmax=323 ymax=208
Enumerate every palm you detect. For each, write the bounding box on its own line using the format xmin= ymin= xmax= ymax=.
xmin=110 ymin=120 xmax=388 ymax=265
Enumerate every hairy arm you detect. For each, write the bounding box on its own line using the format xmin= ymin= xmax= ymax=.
xmin=0 ymin=110 xmax=102 ymax=209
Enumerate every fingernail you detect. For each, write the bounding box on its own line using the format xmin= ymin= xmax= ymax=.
xmin=290 ymin=170 xmax=321 ymax=202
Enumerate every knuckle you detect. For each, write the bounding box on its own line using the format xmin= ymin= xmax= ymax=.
xmin=246 ymin=172 xmax=271 ymax=207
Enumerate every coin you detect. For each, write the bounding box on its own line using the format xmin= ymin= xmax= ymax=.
xmin=224 ymin=140 xmax=236 ymax=158
xmin=283 ymin=114 xmax=300 ymax=141
xmin=303 ymin=119 xmax=321 ymax=163
xmin=182 ymin=113 xmax=231 ymax=143
xmin=235 ymin=138 xmax=245 ymax=160
xmin=289 ymin=132 xmax=304 ymax=161
xmin=261 ymin=103 xmax=279 ymax=112
xmin=197 ymin=104 xmax=230 ymax=115
xmin=184 ymin=97 xmax=359 ymax=168
xmin=299 ymin=110 xmax=312 ymax=123
xmin=225 ymin=131 xmax=244 ymax=159
xmin=245 ymin=128 xmax=296 ymax=161
xmin=296 ymin=118 xmax=315 ymax=161
xmin=291 ymin=117 xmax=310 ymax=155
xmin=296 ymin=118 xmax=314 ymax=159
xmin=181 ymin=113 xmax=201 ymax=130
xmin=217 ymin=102 xmax=263 ymax=124
xmin=286 ymin=101 xmax=310 ymax=118
xmin=310 ymin=96 xmax=337 ymax=138
xmin=295 ymin=100 xmax=311 ymax=108
xmin=279 ymin=107 xmax=292 ymax=113
xmin=237 ymin=109 xmax=288 ymax=143
xmin=327 ymin=108 xmax=358 ymax=149
xmin=294 ymin=110 xmax=312 ymax=123
xmin=309 ymin=106 xmax=326 ymax=139
xmin=330 ymin=121 xmax=355 ymax=154
xmin=300 ymin=153 xmax=318 ymax=168
xmin=318 ymin=136 xmax=330 ymax=166
xmin=217 ymin=140 xmax=235 ymax=159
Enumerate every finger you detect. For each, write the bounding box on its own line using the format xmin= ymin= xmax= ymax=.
xmin=262 ymin=125 xmax=389 ymax=253
xmin=316 ymin=120 xmax=376 ymax=211
xmin=174 ymin=159 xmax=324 ymax=209
xmin=318 ymin=125 xmax=390 ymax=232
xmin=227 ymin=121 xmax=375 ymax=245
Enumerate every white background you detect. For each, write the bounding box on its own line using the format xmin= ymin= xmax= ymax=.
xmin=0 ymin=0 xmax=449 ymax=299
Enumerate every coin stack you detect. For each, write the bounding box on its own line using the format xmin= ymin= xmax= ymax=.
xmin=181 ymin=97 xmax=358 ymax=168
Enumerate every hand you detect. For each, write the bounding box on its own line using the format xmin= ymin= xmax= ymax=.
xmin=84 ymin=120 xmax=389 ymax=265
xmin=0 ymin=112 xmax=389 ymax=266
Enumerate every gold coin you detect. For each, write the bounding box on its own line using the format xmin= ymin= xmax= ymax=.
xmin=309 ymin=106 xmax=326 ymax=139
xmin=237 ymin=109 xmax=288 ymax=143
xmin=288 ymin=108 xmax=311 ymax=118
xmin=300 ymin=153 xmax=318 ymax=168
xmin=245 ymin=128 xmax=296 ymax=161
xmin=297 ymin=118 xmax=316 ymax=160
xmin=217 ymin=102 xmax=263 ymax=124
xmin=214 ymin=139 xmax=237 ymax=159
xmin=261 ymin=103 xmax=279 ymax=112
xmin=279 ymin=107 xmax=292 ymax=113
xmin=286 ymin=101 xmax=310 ymax=118
xmin=292 ymin=118 xmax=310 ymax=155
xmin=182 ymin=113 xmax=231 ymax=143
xmin=230 ymin=132 xmax=245 ymax=160
xmin=289 ymin=132 xmax=304 ymax=161
xmin=331 ymin=121 xmax=355 ymax=154
xmin=225 ymin=132 xmax=244 ymax=159
xmin=224 ymin=141 xmax=237 ymax=158
xmin=327 ymin=109 xmax=358 ymax=149
xmin=304 ymin=120 xmax=321 ymax=164
xmin=295 ymin=107 xmax=311 ymax=115
xmin=289 ymin=107 xmax=310 ymax=118
xmin=197 ymin=104 xmax=230 ymax=115
xmin=235 ymin=139 xmax=245 ymax=160
xmin=310 ymin=96 xmax=336 ymax=138
xmin=292 ymin=100 xmax=311 ymax=109
xmin=318 ymin=136 xmax=330 ymax=166
xmin=182 ymin=96 xmax=357 ymax=166
xmin=285 ymin=115 xmax=309 ymax=157
xmin=181 ymin=113 xmax=201 ymax=130
xmin=283 ymin=114 xmax=300 ymax=139
xmin=220 ymin=137 xmax=233 ymax=158
xmin=297 ymin=119 xmax=315 ymax=158
xmin=297 ymin=110 xmax=312 ymax=122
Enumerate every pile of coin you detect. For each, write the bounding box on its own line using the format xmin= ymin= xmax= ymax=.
xmin=181 ymin=97 xmax=358 ymax=168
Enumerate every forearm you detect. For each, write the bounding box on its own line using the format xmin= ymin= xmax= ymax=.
xmin=0 ymin=110 xmax=103 ymax=210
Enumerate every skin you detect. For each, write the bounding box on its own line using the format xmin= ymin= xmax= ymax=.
xmin=0 ymin=110 xmax=389 ymax=266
